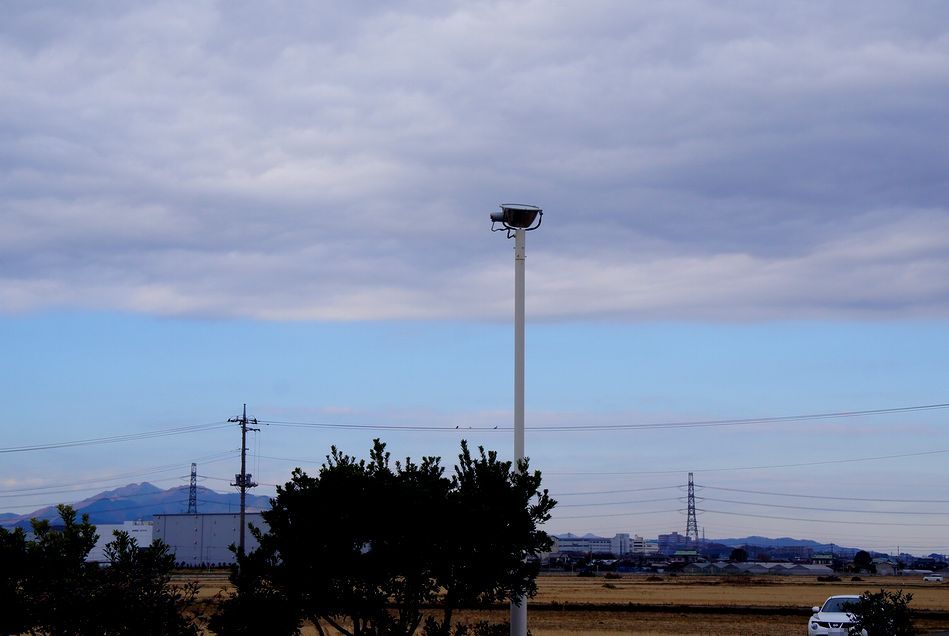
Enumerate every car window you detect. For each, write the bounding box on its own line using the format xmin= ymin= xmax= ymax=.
xmin=822 ymin=598 xmax=855 ymax=612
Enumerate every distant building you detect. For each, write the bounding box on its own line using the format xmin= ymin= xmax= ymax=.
xmin=87 ymin=520 xmax=153 ymax=563
xmin=611 ymin=533 xmax=630 ymax=556
xmin=658 ymin=531 xmax=689 ymax=554
xmin=632 ymin=534 xmax=659 ymax=555
xmin=153 ymin=512 xmax=265 ymax=566
xmin=769 ymin=545 xmax=814 ymax=561
xmin=671 ymin=549 xmax=701 ymax=564
xmin=553 ymin=533 xmax=631 ymax=556
xmin=873 ymin=558 xmax=898 ymax=576
xmin=681 ymin=561 xmax=833 ymax=576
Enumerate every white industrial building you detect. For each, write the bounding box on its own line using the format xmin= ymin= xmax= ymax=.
xmin=554 ymin=532 xmax=632 ymax=556
xmin=87 ymin=520 xmax=154 ymax=563
xmin=153 ymin=512 xmax=266 ymax=566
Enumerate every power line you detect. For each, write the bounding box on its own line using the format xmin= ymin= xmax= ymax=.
xmin=548 ymin=447 xmax=949 ymax=475
xmin=557 ymin=496 xmax=682 ymax=508
xmin=700 ymin=485 xmax=949 ymax=504
xmin=0 ymin=422 xmax=232 ymax=454
xmin=553 ymin=484 xmax=684 ymax=497
xmin=699 ymin=508 xmax=949 ymax=528
xmin=554 ymin=486 xmax=949 ymax=514
xmin=0 ymin=452 xmax=237 ymax=498
xmin=701 ymin=497 xmax=949 ymax=516
xmin=555 ymin=508 xmax=683 ymax=520
xmin=258 ymin=402 xmax=949 ymax=433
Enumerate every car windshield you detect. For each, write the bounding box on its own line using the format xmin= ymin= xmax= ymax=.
xmin=822 ymin=598 xmax=856 ymax=613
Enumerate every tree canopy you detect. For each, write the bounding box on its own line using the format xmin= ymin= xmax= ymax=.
xmin=212 ymin=439 xmax=556 ymax=636
xmin=0 ymin=504 xmax=199 ymax=636
xmin=853 ymin=550 xmax=875 ymax=573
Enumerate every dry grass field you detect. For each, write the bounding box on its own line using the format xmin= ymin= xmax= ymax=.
xmin=183 ymin=571 xmax=949 ymax=635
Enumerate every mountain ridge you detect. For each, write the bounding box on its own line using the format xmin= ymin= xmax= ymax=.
xmin=1 ymin=482 xmax=273 ymax=527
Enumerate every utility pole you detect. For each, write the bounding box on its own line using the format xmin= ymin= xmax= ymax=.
xmin=685 ymin=472 xmax=699 ymax=544
xmin=229 ymin=404 xmax=258 ymax=557
xmin=187 ymin=462 xmax=198 ymax=514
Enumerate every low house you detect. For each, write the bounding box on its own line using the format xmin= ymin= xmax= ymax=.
xmin=671 ymin=549 xmax=701 ymax=564
xmin=873 ymin=559 xmax=898 ymax=576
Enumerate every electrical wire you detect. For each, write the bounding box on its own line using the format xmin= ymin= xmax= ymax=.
xmin=699 ymin=508 xmax=949 ymax=528
xmin=258 ymin=402 xmax=949 ymax=433
xmin=701 ymin=497 xmax=949 ymax=516
xmin=547 ymin=447 xmax=949 ymax=475
xmin=552 ymin=484 xmax=685 ymax=497
xmin=0 ymin=452 xmax=238 ymax=498
xmin=557 ymin=496 xmax=683 ymax=508
xmin=555 ymin=508 xmax=683 ymax=520
xmin=699 ymin=484 xmax=949 ymax=504
xmin=0 ymin=422 xmax=232 ymax=454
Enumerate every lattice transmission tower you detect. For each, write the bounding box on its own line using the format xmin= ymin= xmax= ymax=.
xmin=685 ymin=472 xmax=699 ymax=543
xmin=187 ymin=462 xmax=198 ymax=514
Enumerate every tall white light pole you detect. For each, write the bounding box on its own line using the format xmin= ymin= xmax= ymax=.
xmin=490 ymin=203 xmax=543 ymax=636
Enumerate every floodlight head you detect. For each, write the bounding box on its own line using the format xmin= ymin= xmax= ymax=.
xmin=490 ymin=203 xmax=543 ymax=233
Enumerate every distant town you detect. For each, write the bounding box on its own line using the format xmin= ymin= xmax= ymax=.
xmin=3 ymin=482 xmax=946 ymax=575
xmin=545 ymin=531 xmax=948 ymax=576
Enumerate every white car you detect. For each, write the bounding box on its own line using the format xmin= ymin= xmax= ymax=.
xmin=808 ymin=595 xmax=867 ymax=636
xmin=923 ymin=574 xmax=944 ymax=582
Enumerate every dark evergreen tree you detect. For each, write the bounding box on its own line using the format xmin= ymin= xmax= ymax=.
xmin=96 ymin=531 xmax=200 ymax=635
xmin=210 ymin=439 xmax=555 ymax=636
xmin=22 ymin=505 xmax=100 ymax=635
xmin=0 ymin=524 xmax=30 ymax=635
xmin=207 ymin=544 xmax=303 ymax=636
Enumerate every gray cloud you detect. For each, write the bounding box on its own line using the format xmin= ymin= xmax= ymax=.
xmin=2 ymin=1 xmax=948 ymax=320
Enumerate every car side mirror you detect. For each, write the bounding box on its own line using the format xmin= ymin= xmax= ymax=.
xmin=811 ymin=606 xmax=820 ymax=613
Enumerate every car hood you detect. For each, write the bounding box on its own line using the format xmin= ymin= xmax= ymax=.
xmin=814 ymin=610 xmax=857 ymax=623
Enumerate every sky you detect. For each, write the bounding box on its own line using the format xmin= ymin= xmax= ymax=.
xmin=2 ymin=1 xmax=949 ymax=555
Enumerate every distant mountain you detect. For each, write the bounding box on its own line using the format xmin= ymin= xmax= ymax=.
xmin=713 ymin=535 xmax=854 ymax=552
xmin=1 ymin=482 xmax=273 ymax=528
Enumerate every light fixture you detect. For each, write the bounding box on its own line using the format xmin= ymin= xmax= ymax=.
xmin=491 ymin=203 xmax=543 ymax=234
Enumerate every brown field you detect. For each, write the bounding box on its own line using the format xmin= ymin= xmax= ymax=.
xmin=183 ymin=572 xmax=949 ymax=635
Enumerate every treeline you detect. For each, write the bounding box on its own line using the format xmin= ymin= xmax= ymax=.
xmin=1 ymin=440 xmax=555 ymax=636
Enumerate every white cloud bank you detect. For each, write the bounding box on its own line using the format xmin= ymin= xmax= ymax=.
xmin=2 ymin=1 xmax=949 ymax=321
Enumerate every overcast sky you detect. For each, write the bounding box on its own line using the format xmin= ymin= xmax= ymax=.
xmin=3 ymin=1 xmax=949 ymax=555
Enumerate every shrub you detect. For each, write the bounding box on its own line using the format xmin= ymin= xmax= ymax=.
xmin=846 ymin=588 xmax=917 ymax=636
